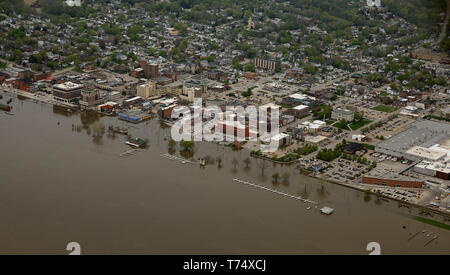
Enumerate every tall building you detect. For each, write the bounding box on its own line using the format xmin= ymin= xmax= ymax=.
xmin=247 ymin=17 xmax=255 ymax=30
xmin=137 ymin=81 xmax=158 ymax=99
xmin=140 ymin=61 xmax=159 ymax=79
xmin=80 ymin=90 xmax=103 ymax=108
xmin=182 ymin=80 xmax=205 ymax=102
xmin=254 ymin=58 xmax=279 ymax=72
xmin=52 ymin=82 xmax=83 ymax=103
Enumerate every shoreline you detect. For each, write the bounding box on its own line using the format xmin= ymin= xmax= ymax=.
xmin=3 ymin=88 xmax=450 ymax=222
xmin=311 ymin=173 xmax=450 ymax=220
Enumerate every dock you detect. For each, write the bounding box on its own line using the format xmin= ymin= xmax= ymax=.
xmin=320 ymin=207 xmax=335 ymax=215
xmin=119 ymin=149 xmax=141 ymax=158
xmin=160 ymin=154 xmax=195 ymax=164
xmin=232 ymin=178 xmax=318 ymax=205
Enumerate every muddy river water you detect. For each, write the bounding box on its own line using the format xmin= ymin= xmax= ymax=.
xmin=0 ymin=92 xmax=449 ymax=254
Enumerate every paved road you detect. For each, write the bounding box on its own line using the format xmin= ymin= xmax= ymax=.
xmin=438 ymin=0 xmax=450 ymax=44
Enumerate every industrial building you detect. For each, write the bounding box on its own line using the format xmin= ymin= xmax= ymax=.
xmin=414 ymin=161 xmax=450 ymax=180
xmin=282 ymin=93 xmax=318 ymax=107
xmin=375 ymin=120 xmax=450 ymax=161
xmin=118 ymin=110 xmax=152 ymax=123
xmin=362 ymin=169 xmax=423 ymax=188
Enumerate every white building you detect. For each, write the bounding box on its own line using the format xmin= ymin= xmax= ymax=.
xmin=331 ymin=108 xmax=354 ymax=122
xmin=66 ymin=0 xmax=82 ymax=7
xmin=367 ymin=0 xmax=381 ymax=8
xmin=137 ymin=81 xmax=158 ymax=99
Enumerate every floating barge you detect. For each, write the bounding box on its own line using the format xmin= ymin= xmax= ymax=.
xmin=126 ymin=137 xmax=148 ymax=148
xmin=0 ymin=103 xmax=11 ymax=112
xmin=109 ymin=126 xmax=128 ymax=135
xmin=118 ymin=110 xmax=153 ymax=124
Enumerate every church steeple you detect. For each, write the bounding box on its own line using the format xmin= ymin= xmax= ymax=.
xmin=247 ymin=16 xmax=255 ymax=30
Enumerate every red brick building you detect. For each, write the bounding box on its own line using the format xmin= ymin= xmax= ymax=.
xmin=362 ymin=174 xmax=423 ymax=188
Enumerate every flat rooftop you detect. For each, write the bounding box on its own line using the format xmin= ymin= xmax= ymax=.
xmin=415 ymin=160 xmax=450 ymax=174
xmin=364 ymin=168 xmax=422 ymax=182
xmin=376 ymin=119 xmax=450 ymax=154
xmin=53 ymin=82 xmax=84 ymax=91
xmin=406 ymin=146 xmax=447 ymax=161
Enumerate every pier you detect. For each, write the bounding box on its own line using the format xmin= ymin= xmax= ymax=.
xmin=119 ymin=149 xmax=141 ymax=158
xmin=160 ymin=154 xmax=195 ymax=165
xmin=232 ymin=178 xmax=318 ymax=205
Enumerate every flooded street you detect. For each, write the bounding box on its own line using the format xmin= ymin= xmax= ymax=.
xmin=0 ymin=92 xmax=449 ymax=254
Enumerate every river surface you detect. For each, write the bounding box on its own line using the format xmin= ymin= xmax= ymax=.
xmin=0 ymin=91 xmax=449 ymax=255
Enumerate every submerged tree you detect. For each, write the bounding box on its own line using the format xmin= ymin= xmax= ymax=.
xmin=180 ymin=140 xmax=195 ymax=151
xmin=257 ymin=159 xmax=268 ymax=176
xmin=243 ymin=157 xmax=251 ymax=171
xmin=272 ymin=173 xmax=280 ymax=184
xmin=281 ymin=172 xmax=290 ymax=185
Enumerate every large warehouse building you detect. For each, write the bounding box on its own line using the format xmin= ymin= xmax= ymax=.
xmin=375 ymin=120 xmax=450 ymax=161
xmin=375 ymin=120 xmax=450 ymax=181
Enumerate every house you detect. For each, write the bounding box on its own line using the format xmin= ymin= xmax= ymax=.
xmin=342 ymin=142 xmax=365 ymax=155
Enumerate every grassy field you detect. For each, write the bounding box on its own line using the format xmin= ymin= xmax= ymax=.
xmin=415 ymin=216 xmax=450 ymax=231
xmin=334 ymin=119 xmax=372 ymax=130
xmin=372 ymin=105 xmax=398 ymax=113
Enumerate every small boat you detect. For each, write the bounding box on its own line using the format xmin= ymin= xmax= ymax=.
xmin=306 ymin=207 xmax=311 ymax=210
xmin=0 ymin=103 xmax=11 ymax=112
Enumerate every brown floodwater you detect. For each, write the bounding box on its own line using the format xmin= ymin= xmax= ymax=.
xmin=0 ymin=91 xmax=449 ymax=255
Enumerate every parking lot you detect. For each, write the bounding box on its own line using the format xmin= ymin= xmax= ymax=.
xmin=320 ymin=158 xmax=371 ymax=183
xmin=369 ymin=187 xmax=427 ymax=203
xmin=366 ymin=117 xmax=415 ymax=140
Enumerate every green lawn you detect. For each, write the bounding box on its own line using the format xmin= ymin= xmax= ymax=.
xmin=334 ymin=119 xmax=372 ymax=130
xmin=333 ymin=120 xmax=350 ymax=130
xmin=372 ymin=105 xmax=398 ymax=113
xmin=349 ymin=119 xmax=372 ymax=130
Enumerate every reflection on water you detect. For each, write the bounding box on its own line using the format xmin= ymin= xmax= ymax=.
xmin=364 ymin=193 xmax=372 ymax=203
xmin=80 ymin=109 xmax=103 ymax=127
xmin=53 ymin=105 xmax=76 ymax=117
xmin=316 ymin=184 xmax=330 ymax=201
xmin=298 ymin=185 xmax=310 ymax=199
xmin=179 ymin=149 xmax=195 ymax=159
